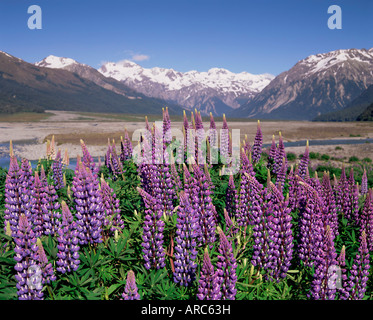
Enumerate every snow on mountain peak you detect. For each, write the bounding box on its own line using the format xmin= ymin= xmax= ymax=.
xmin=300 ymin=48 xmax=373 ymax=75
xmin=98 ymin=61 xmax=274 ymax=93
xmin=36 ymin=55 xmax=81 ymax=69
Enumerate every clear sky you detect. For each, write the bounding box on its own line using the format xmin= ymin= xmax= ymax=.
xmin=0 ymin=0 xmax=372 ymax=76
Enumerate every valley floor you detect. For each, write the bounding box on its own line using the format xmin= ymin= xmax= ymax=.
xmin=0 ymin=111 xmax=373 ymax=165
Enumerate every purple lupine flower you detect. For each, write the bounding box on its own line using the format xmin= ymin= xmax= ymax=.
xmin=344 ymin=169 xmax=360 ymax=224
xmin=361 ymin=169 xmax=368 ymax=194
xmin=120 ymin=128 xmax=133 ymax=163
xmin=208 ymin=112 xmax=218 ymax=161
xmin=152 ymin=123 xmax=163 ymax=165
xmin=52 ymin=149 xmax=64 ymax=190
xmin=36 ymin=238 xmax=56 ymax=285
xmin=19 ymin=158 xmax=34 ymax=190
xmin=80 ymin=139 xmax=98 ymax=175
xmin=275 ymin=157 xmax=287 ymax=191
xmin=42 ymin=182 xmax=61 ymax=237
xmin=220 ymin=114 xmax=230 ymax=160
xmin=252 ymin=120 xmax=263 ymax=164
xmin=216 ymin=227 xmax=237 ymax=300
xmin=4 ymin=156 xmax=36 ymax=238
xmin=182 ymin=110 xmax=189 ymax=163
xmin=105 ymin=139 xmax=112 ymax=169
xmin=223 ymin=208 xmax=238 ymax=238
xmin=250 ymin=176 xmax=272 ymax=275
xmin=194 ymin=111 xmax=205 ymax=165
xmin=32 ymin=172 xmax=46 ymax=238
xmin=225 ymin=175 xmax=237 ymax=218
xmin=197 ymin=248 xmax=221 ymax=300
xmin=273 ymin=132 xmax=286 ymax=175
xmin=144 ymin=122 xmax=176 ymax=215
xmin=287 ymin=165 xmax=300 ymax=211
xmin=137 ymin=187 xmax=165 ymax=270
xmin=337 ymin=245 xmax=349 ymax=300
xmin=321 ymin=172 xmax=339 ymax=238
xmin=359 ymin=190 xmax=373 ymax=251
xmin=157 ymin=164 xmax=176 ymax=215
xmin=346 ymin=230 xmax=370 ymax=300
xmin=298 ymin=141 xmax=309 ymax=179
xmin=14 ymin=214 xmax=43 ymax=300
xmin=138 ymin=133 xmax=153 ymax=195
xmin=71 ymin=160 xmax=104 ymax=245
xmin=122 ymin=270 xmax=141 ymax=300
xmin=235 ymin=150 xmax=255 ymax=228
xmin=173 ymin=192 xmax=199 ymax=286
xmin=192 ymin=163 xmax=216 ymax=247
xmin=4 ymin=155 xmax=23 ymax=237
xmin=267 ymin=134 xmax=277 ymax=171
xmin=296 ymin=176 xmax=325 ymax=268
xmin=62 ymin=149 xmax=69 ymax=167
xmin=361 ymin=168 xmax=368 ymax=195
xmin=265 ymin=182 xmax=293 ymax=281
xmin=108 ymin=140 xmax=124 ymax=180
xmin=182 ymin=164 xmax=202 ymax=240
xmin=162 ymin=107 xmax=172 ymax=154
xmin=170 ymin=162 xmax=182 ymax=194
xmin=309 ymin=225 xmax=338 ymax=300
xmin=100 ymin=177 xmax=124 ymax=236
xmin=242 ymin=134 xmax=251 ymax=156
xmin=56 ymin=201 xmax=80 ymax=274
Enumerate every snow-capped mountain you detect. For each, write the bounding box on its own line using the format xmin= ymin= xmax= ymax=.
xmin=36 ymin=55 xmax=80 ymax=69
xmin=36 ymin=55 xmax=274 ymax=116
xmin=98 ymin=60 xmax=274 ymax=115
xmin=34 ymin=55 xmax=183 ymax=114
xmin=36 ymin=55 xmax=148 ymax=100
xmin=231 ymin=48 xmax=373 ymax=120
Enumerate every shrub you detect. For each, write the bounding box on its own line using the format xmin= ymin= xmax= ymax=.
xmin=309 ymin=152 xmax=320 ymax=160
xmin=349 ymin=156 xmax=359 ymax=162
xmin=286 ymin=152 xmax=296 ymax=161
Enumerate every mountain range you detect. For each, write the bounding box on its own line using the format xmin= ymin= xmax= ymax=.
xmin=0 ymin=51 xmax=182 ymax=115
xmin=36 ymin=55 xmax=274 ymax=116
xmin=1 ymin=47 xmax=373 ymax=120
xmin=230 ymin=48 xmax=373 ymax=120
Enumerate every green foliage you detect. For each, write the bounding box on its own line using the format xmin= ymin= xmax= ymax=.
xmin=1 ymin=151 xmax=373 ymax=301
xmin=309 ymin=152 xmax=320 ymax=160
xmin=286 ymin=152 xmax=296 ymax=161
xmin=349 ymin=156 xmax=359 ymax=162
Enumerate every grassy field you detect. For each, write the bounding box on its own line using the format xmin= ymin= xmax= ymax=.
xmin=0 ymin=112 xmax=53 ymax=122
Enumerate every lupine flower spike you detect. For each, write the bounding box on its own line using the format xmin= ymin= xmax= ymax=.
xmin=252 ymin=120 xmax=263 ymax=164
xmin=197 ymin=248 xmax=221 ymax=300
xmin=121 ymin=270 xmax=141 ymax=300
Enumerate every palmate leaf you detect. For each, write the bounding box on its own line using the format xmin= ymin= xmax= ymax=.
xmin=0 ymin=286 xmax=17 ymax=300
xmin=155 ymin=280 xmax=178 ymax=300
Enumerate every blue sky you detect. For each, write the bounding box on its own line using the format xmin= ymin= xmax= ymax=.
xmin=0 ymin=0 xmax=372 ymax=75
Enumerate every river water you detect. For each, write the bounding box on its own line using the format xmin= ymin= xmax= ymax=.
xmin=0 ymin=138 xmax=372 ymax=169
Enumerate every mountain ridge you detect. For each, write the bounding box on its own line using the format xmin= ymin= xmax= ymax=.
xmin=36 ymin=55 xmax=275 ymax=116
xmin=0 ymin=51 xmax=183 ymax=115
xmin=230 ymin=47 xmax=373 ymax=120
